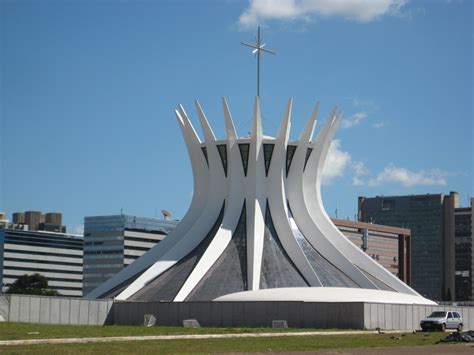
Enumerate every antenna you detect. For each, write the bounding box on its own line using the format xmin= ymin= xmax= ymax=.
xmin=241 ymin=26 xmax=276 ymax=97
xmin=161 ymin=209 xmax=172 ymax=221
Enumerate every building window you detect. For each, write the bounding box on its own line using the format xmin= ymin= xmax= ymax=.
xmin=286 ymin=145 xmax=297 ymax=176
xmin=238 ymin=143 xmax=250 ymax=176
xmin=304 ymin=148 xmax=313 ymax=171
xmin=263 ymin=144 xmax=274 ymax=176
xmin=382 ymin=199 xmax=396 ymax=210
xmin=216 ymin=144 xmax=228 ymax=177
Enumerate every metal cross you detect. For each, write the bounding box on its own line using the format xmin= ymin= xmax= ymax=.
xmin=241 ymin=26 xmax=276 ymax=97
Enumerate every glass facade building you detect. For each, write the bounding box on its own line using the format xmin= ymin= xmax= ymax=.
xmin=358 ymin=193 xmax=458 ymax=301
xmin=83 ymin=215 xmax=178 ymax=296
xmin=454 ymin=198 xmax=473 ymax=301
xmin=0 ymin=229 xmax=83 ymax=296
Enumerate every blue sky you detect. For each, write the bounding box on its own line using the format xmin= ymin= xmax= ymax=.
xmin=1 ymin=0 xmax=472 ymax=233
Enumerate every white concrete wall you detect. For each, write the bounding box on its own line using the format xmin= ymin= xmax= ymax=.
xmin=363 ymin=303 xmax=474 ymax=330
xmin=112 ymin=301 xmax=474 ymax=330
xmin=0 ymin=294 xmax=113 ymax=325
xmin=2 ymin=295 xmax=473 ymax=330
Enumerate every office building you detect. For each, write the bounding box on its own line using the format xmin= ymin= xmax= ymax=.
xmin=333 ymin=219 xmax=411 ymax=284
xmin=0 ymin=228 xmax=83 ymax=296
xmin=0 ymin=213 xmax=8 ymax=229
xmin=11 ymin=212 xmax=24 ymax=224
xmin=83 ymin=215 xmax=178 ymax=295
xmin=12 ymin=211 xmax=66 ymax=233
xmin=454 ymin=198 xmax=473 ymax=301
xmin=358 ymin=192 xmax=459 ymax=301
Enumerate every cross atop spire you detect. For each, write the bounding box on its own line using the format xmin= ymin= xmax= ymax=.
xmin=241 ymin=26 xmax=276 ymax=97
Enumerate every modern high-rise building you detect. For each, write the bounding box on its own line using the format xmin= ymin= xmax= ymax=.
xmin=0 ymin=228 xmax=83 ymax=296
xmin=0 ymin=213 xmax=8 ymax=229
xmin=333 ymin=219 xmax=411 ymax=285
xmin=12 ymin=211 xmax=66 ymax=233
xmin=454 ymin=198 xmax=473 ymax=301
xmin=24 ymin=211 xmax=42 ymax=231
xmin=358 ymin=192 xmax=459 ymax=301
xmin=83 ymin=215 xmax=178 ymax=296
xmin=12 ymin=212 xmax=24 ymax=224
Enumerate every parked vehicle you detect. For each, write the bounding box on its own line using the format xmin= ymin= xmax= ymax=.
xmin=420 ymin=311 xmax=463 ymax=331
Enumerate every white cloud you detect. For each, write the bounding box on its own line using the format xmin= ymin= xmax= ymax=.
xmin=352 ymin=160 xmax=368 ymax=176
xmin=352 ymin=98 xmax=378 ymax=110
xmin=73 ymin=224 xmax=84 ymax=235
xmin=372 ymin=121 xmax=387 ymax=129
xmin=340 ymin=112 xmax=367 ymax=129
xmin=320 ymin=141 xmax=370 ymax=185
xmin=322 ymin=139 xmax=351 ymax=184
xmin=317 ymin=140 xmax=451 ymax=189
xmin=239 ymin=0 xmax=408 ymax=28
xmin=352 ymin=176 xmax=365 ymax=186
xmin=350 ymin=160 xmax=368 ymax=186
xmin=367 ymin=164 xmax=448 ymax=187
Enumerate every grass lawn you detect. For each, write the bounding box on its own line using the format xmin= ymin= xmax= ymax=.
xmin=0 ymin=322 xmax=344 ymax=340
xmin=0 ymin=331 xmax=455 ymax=354
xmin=0 ymin=322 xmax=458 ymax=354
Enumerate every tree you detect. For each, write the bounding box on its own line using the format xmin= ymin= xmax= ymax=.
xmin=6 ymin=273 xmax=61 ymax=296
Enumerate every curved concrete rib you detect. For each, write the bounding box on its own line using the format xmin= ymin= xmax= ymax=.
xmin=87 ymin=106 xmax=209 ymax=299
xmin=246 ymin=97 xmax=267 ymax=290
xmin=195 ymin=100 xmax=217 ymax=142
xmin=174 ymin=106 xmax=212 ymax=237
xmin=286 ymin=108 xmax=376 ymax=289
xmin=90 ymin=98 xmax=426 ymax=304
xmin=222 ymin=98 xmax=238 ymax=141
xmin=304 ymin=114 xmax=419 ymax=295
xmin=115 ymin=102 xmax=228 ymax=300
xmin=298 ymin=101 xmax=319 ymax=142
xmin=174 ymin=99 xmax=246 ymax=301
xmin=266 ymin=98 xmax=322 ymax=286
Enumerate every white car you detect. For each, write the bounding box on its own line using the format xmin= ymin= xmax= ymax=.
xmin=420 ymin=311 xmax=463 ymax=331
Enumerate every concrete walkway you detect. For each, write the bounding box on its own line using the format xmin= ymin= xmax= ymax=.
xmin=0 ymin=330 xmax=409 ymax=346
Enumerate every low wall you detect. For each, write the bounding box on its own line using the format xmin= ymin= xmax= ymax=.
xmin=113 ymin=301 xmax=474 ymax=330
xmin=1 ymin=295 xmax=474 ymax=330
xmin=364 ymin=303 xmax=474 ymax=330
xmin=112 ymin=301 xmax=366 ymax=328
xmin=0 ymin=294 xmax=114 ymax=325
